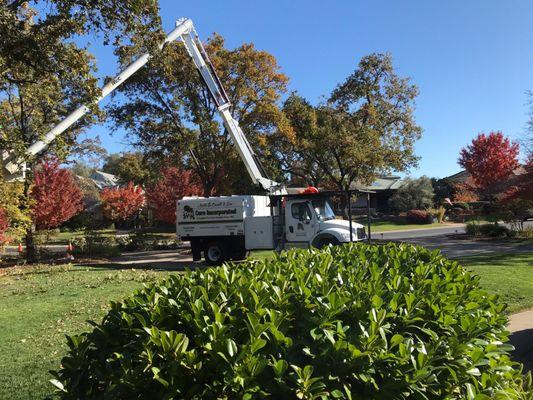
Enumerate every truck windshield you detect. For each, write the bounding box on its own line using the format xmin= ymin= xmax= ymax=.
xmin=312 ymin=199 xmax=336 ymax=221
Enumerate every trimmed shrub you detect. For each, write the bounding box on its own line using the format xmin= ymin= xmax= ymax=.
xmin=51 ymin=244 xmax=529 ymax=399
xmin=406 ymin=209 xmax=432 ymax=224
xmin=466 ymin=222 xmax=511 ymax=238
xmin=466 ymin=221 xmax=482 ymax=236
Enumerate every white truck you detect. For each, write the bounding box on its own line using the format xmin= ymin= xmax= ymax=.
xmin=177 ymin=194 xmax=366 ymax=265
xmin=2 ymin=18 xmax=366 ymax=264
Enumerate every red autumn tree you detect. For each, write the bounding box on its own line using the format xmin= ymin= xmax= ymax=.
xmin=146 ymin=167 xmax=201 ymax=224
xmin=101 ymin=182 xmax=145 ymax=223
xmin=0 ymin=208 xmax=9 ymax=246
xmin=452 ymin=177 xmax=479 ymax=202
xmin=458 ymin=132 xmax=519 ymax=195
xmin=31 ymin=160 xmax=84 ymax=229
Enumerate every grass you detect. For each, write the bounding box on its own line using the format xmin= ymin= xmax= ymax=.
xmin=0 ymin=251 xmax=531 ymax=399
xmin=0 ymin=264 xmax=173 ymax=400
xmin=458 ymin=252 xmax=533 ymax=314
xmin=37 ymin=228 xmax=176 ymax=245
xmin=367 ymin=221 xmax=457 ymax=232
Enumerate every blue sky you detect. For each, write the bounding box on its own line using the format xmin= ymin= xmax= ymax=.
xmin=79 ymin=0 xmax=533 ymax=178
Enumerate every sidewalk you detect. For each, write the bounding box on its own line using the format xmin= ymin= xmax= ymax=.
xmin=508 ymin=308 xmax=533 ymax=373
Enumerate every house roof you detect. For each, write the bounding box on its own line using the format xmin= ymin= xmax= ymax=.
xmin=89 ymin=170 xmax=120 ymax=190
xmin=445 ymin=166 xmax=528 ymax=184
xmin=287 ymin=176 xmax=405 ymax=193
xmin=352 ymin=175 xmax=404 ymax=191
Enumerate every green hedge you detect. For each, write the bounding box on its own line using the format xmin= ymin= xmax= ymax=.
xmin=51 ymin=244 xmax=529 ymax=399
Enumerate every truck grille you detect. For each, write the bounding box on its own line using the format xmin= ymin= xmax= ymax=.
xmin=357 ymin=227 xmax=366 ymax=240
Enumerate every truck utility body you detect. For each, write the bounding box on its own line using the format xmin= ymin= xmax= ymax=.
xmin=177 ymin=194 xmax=365 ymax=265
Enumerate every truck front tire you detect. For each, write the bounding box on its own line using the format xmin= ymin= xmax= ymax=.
xmin=314 ymin=236 xmax=340 ymax=249
xmin=204 ymin=240 xmax=226 ymax=266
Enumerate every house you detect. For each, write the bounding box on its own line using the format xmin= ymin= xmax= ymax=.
xmin=444 ymin=166 xmax=530 ymax=199
xmin=350 ymin=175 xmax=405 ymax=213
xmin=73 ymin=170 xmax=121 ymax=222
xmin=89 ymin=170 xmax=120 ymax=190
xmin=287 ymin=175 xmax=405 ymax=214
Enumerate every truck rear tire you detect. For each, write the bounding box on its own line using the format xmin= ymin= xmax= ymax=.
xmin=204 ymin=240 xmax=226 ymax=266
xmin=231 ymin=246 xmax=249 ymax=261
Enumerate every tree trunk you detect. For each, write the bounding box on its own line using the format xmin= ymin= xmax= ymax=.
xmin=25 ymin=224 xmax=37 ymax=262
xmin=23 ymin=170 xmax=37 ymax=262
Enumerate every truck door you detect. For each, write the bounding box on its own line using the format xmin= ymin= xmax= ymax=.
xmin=285 ymin=201 xmax=317 ymax=246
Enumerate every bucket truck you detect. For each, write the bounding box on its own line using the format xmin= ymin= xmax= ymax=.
xmin=1 ymin=18 xmax=366 ymax=264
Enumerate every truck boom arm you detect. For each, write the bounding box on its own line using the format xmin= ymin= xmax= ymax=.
xmin=3 ymin=18 xmax=282 ymax=194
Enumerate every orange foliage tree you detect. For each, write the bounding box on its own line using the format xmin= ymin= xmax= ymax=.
xmin=31 ymin=160 xmax=84 ymax=229
xmin=101 ymin=183 xmax=145 ymax=223
xmin=452 ymin=177 xmax=479 ymax=202
xmin=458 ymin=132 xmax=519 ymax=197
xmin=0 ymin=208 xmax=9 ymax=245
xmin=146 ymin=167 xmax=201 ymax=224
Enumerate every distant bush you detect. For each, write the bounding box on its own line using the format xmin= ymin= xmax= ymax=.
xmin=117 ymin=232 xmax=179 ymax=252
xmin=466 ymin=222 xmax=511 ymax=238
xmin=406 ymin=209 xmax=432 ymax=224
xmin=51 ymin=244 xmax=529 ymax=399
xmin=466 ymin=221 xmax=482 ymax=236
xmin=72 ymin=232 xmax=120 ymax=257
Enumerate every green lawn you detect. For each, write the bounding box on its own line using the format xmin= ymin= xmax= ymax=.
xmin=0 ymin=264 xmax=173 ymax=400
xmin=0 ymin=251 xmax=531 ymax=399
xmin=39 ymin=228 xmax=176 ymax=245
xmin=459 ymin=252 xmax=533 ymax=313
xmin=368 ymin=221 xmax=458 ymax=232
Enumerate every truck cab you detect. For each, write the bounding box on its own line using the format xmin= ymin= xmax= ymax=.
xmin=282 ymin=196 xmax=365 ymax=249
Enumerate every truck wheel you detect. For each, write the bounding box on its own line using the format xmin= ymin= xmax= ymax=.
xmin=204 ymin=241 xmax=226 ymax=266
xmin=315 ymin=237 xmax=340 ymax=249
xmin=231 ymin=247 xmax=249 ymax=261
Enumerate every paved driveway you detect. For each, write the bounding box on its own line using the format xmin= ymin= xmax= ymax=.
xmin=390 ymin=234 xmax=533 ymax=258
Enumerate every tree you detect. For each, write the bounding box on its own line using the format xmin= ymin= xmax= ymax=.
xmin=0 ymin=208 xmax=9 ymax=246
xmin=109 ymin=33 xmax=290 ymax=196
xmin=272 ymin=53 xmax=421 ymax=199
xmin=498 ymin=161 xmax=533 ymax=229
xmin=1 ymin=1 xmax=160 ymax=260
xmin=1 ymin=1 xmax=161 ymax=85
xmin=70 ymin=161 xmax=95 ymax=178
xmin=102 ymin=152 xmax=149 ymax=185
xmin=452 ymin=177 xmax=479 ymax=202
xmin=431 ymin=177 xmax=455 ymax=204
xmin=388 ymin=176 xmax=435 ymax=212
xmin=458 ymin=132 xmax=519 ymax=197
xmin=525 ymin=90 xmax=533 ymax=160
xmin=101 ymin=182 xmax=144 ymax=223
xmin=0 ymin=177 xmax=32 ymax=243
xmin=146 ymin=167 xmax=201 ymax=224
xmin=31 ymin=159 xmax=84 ymax=230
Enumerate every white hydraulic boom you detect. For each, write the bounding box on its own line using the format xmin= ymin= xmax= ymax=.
xmin=2 ymin=18 xmax=282 ymax=194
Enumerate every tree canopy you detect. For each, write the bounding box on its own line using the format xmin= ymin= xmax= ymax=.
xmin=102 ymin=152 xmax=149 ymax=185
xmin=272 ymin=53 xmax=421 ymax=193
xmin=146 ymin=167 xmax=201 ymax=224
xmin=458 ymin=132 xmax=519 ymax=196
xmin=109 ymin=33 xmax=290 ymax=196
xmin=101 ymin=182 xmax=144 ymax=223
xmin=31 ymin=159 xmax=84 ymax=229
